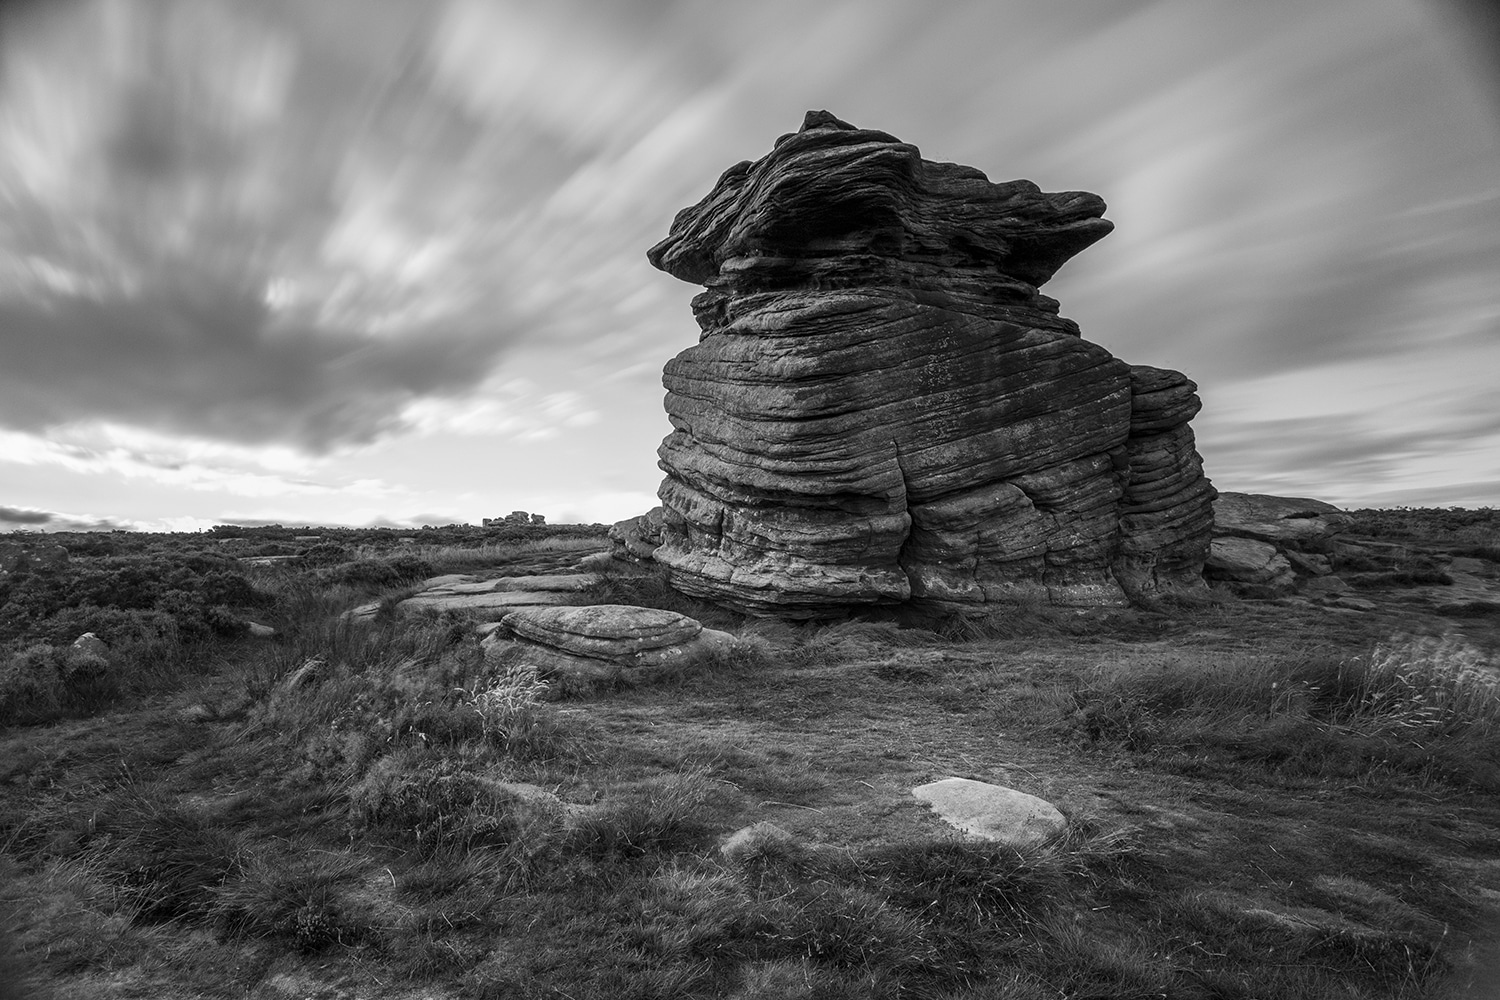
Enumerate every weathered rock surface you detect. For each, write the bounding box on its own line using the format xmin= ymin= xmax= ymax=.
xmin=644 ymin=110 xmax=1215 ymax=616
xmin=345 ymin=572 xmax=598 ymax=621
xmin=1207 ymin=492 xmax=1349 ymax=595
xmin=911 ymin=777 xmax=1066 ymax=846
xmin=1213 ymin=492 xmax=1348 ymax=549
xmin=485 ymin=604 xmax=736 ymax=690
xmin=608 ymin=506 xmax=666 ymax=561
xmin=1204 ymin=537 xmax=1296 ymax=593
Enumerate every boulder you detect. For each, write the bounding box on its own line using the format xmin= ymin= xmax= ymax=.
xmin=71 ymin=632 xmax=108 ymax=659
xmin=608 ymin=506 xmax=666 ymax=562
xmin=644 ymin=111 xmax=1215 ymax=617
xmin=1204 ymin=536 xmax=1297 ymax=594
xmin=1208 ymin=492 xmax=1349 ymax=595
xmin=1302 ymin=574 xmax=1351 ymax=595
xmin=911 ymin=777 xmax=1066 ymax=846
xmin=486 ymin=604 xmax=737 ymax=690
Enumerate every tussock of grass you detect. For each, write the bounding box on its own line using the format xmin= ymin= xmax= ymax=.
xmin=563 ymin=766 xmax=728 ymax=861
xmin=212 ymin=846 xmax=372 ymax=952
xmin=1065 ymin=635 xmax=1500 ymax=788
xmin=348 ymin=749 xmax=555 ymax=857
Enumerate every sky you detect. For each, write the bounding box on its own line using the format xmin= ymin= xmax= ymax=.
xmin=2 ymin=0 xmax=1499 ymax=532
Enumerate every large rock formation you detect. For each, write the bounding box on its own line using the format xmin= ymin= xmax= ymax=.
xmin=645 ymin=111 xmax=1215 ymax=617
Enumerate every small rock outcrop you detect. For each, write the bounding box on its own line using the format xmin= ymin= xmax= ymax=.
xmin=484 ymin=604 xmax=736 ymax=690
xmin=911 ymin=777 xmax=1066 ymax=846
xmin=1207 ymin=492 xmax=1349 ymax=596
xmin=644 ymin=111 xmax=1216 ymax=617
xmin=608 ymin=506 xmax=666 ymax=562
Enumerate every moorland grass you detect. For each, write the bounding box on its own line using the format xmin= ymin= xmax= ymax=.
xmin=1063 ymin=634 xmax=1500 ymax=789
xmin=2 ymin=524 xmax=1498 ymax=998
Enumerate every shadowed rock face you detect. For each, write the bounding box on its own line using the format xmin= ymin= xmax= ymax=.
xmin=647 ymin=111 xmax=1215 ymax=616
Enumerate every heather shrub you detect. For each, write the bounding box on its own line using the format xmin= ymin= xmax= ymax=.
xmin=0 ymin=642 xmax=116 ymax=724
xmin=312 ymin=555 xmax=433 ymax=591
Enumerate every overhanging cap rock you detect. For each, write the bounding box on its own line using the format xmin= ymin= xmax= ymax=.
xmin=647 ymin=109 xmax=1112 ymax=288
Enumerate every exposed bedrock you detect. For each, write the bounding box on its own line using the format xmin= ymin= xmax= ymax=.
xmin=645 ymin=111 xmax=1216 ymax=617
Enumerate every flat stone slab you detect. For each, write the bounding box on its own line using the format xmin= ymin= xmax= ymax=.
xmin=912 ymin=777 xmax=1066 ymax=846
xmin=344 ymin=572 xmax=600 ymax=620
xmin=397 ymin=590 xmax=575 ymax=612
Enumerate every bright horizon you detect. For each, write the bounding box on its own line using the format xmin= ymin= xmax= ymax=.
xmin=3 ymin=0 xmax=1499 ymax=532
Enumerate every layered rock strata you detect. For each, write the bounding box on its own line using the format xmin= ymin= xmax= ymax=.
xmin=646 ymin=111 xmax=1216 ymax=616
xmin=484 ymin=604 xmax=736 ymax=691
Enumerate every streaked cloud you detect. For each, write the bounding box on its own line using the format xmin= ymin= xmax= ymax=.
xmin=1 ymin=0 xmax=1497 ymax=528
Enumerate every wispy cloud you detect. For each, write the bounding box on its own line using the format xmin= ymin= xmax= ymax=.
xmin=2 ymin=0 xmax=1498 ymax=527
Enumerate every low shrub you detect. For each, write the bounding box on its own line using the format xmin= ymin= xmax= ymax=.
xmin=297 ymin=543 xmax=353 ymax=568
xmin=312 ymin=556 xmax=434 ymax=592
xmin=0 ymin=642 xmax=117 ymax=725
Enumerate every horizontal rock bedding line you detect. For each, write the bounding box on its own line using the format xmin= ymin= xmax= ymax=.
xmin=642 ymin=111 xmax=1217 ymax=617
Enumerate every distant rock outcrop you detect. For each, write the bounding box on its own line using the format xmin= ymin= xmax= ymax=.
xmin=642 ymin=110 xmax=1216 ymax=616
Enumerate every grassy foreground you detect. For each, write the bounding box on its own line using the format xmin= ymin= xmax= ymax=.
xmin=1 ymin=517 xmax=1499 ymax=998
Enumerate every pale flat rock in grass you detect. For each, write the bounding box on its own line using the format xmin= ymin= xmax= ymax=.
xmin=644 ymin=111 xmax=1215 ymax=616
xmin=720 ymin=821 xmax=796 ymax=860
xmin=913 ymin=778 xmax=1066 ymax=846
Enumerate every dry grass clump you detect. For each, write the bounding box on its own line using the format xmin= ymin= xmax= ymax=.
xmin=1065 ymin=634 xmax=1500 ymax=788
